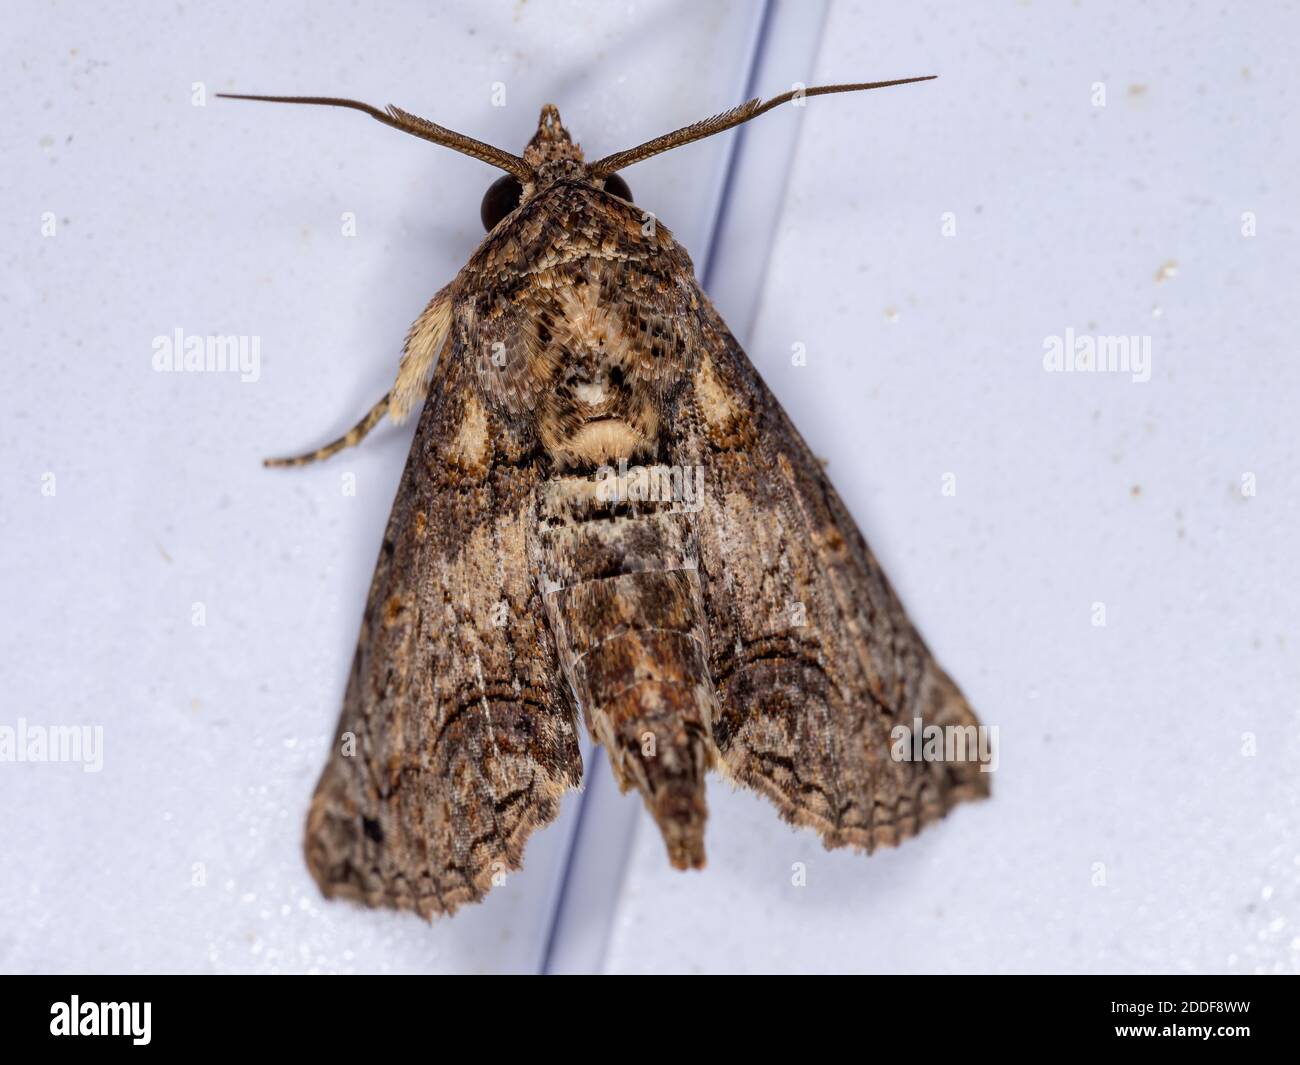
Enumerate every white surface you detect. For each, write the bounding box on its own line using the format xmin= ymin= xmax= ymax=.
xmin=604 ymin=1 xmax=1300 ymax=974
xmin=4 ymin=0 xmax=1299 ymax=975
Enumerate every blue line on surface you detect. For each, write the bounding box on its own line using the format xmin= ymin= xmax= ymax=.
xmin=701 ymin=0 xmax=776 ymax=294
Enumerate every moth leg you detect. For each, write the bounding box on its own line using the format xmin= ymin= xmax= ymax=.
xmin=263 ymin=391 xmax=390 ymax=468
xmin=265 ymin=286 xmax=454 ymax=469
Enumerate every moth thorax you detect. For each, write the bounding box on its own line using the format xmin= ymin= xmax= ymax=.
xmin=534 ymin=159 xmax=588 ymax=184
xmin=543 ymin=350 xmax=658 ymax=469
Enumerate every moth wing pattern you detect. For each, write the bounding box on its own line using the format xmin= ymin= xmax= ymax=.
xmin=305 ymin=327 xmax=583 ymax=918
xmin=679 ymin=298 xmax=989 ymax=851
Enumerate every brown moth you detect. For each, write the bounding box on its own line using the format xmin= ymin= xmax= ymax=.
xmin=223 ymin=78 xmax=989 ymax=918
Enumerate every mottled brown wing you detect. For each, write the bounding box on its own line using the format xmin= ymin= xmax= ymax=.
xmin=678 ymin=298 xmax=989 ymax=852
xmin=304 ymin=329 xmax=582 ymax=918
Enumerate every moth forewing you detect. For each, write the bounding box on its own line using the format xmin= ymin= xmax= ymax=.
xmin=230 ymin=78 xmax=984 ymax=919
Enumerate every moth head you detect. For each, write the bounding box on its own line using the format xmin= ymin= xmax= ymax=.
xmin=479 ymin=105 xmax=633 ymax=231
xmin=218 ymin=77 xmax=935 ymax=230
xmin=523 ymin=104 xmax=583 ymax=168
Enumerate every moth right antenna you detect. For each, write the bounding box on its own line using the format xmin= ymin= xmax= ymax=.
xmin=589 ymin=76 xmax=937 ymax=177
xmin=217 ymin=93 xmax=534 ymax=182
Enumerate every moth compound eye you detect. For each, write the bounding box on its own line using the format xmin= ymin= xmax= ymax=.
xmin=480 ymin=174 xmax=523 ymax=231
xmin=603 ymin=173 xmax=633 ymax=203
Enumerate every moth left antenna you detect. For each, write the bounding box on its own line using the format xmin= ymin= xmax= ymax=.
xmin=217 ymin=93 xmax=533 ymax=181
xmin=589 ymin=77 xmax=937 ymax=177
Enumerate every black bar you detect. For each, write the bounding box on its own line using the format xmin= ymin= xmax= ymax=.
xmin=0 ymin=974 xmax=1290 ymax=1051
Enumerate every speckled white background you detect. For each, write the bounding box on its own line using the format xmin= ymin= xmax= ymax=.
xmin=3 ymin=0 xmax=1298 ymax=975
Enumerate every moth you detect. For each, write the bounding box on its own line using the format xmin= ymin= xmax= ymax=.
xmin=223 ymin=77 xmax=989 ymax=918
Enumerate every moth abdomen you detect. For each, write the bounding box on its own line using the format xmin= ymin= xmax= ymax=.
xmin=537 ymin=473 xmax=718 ymax=869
